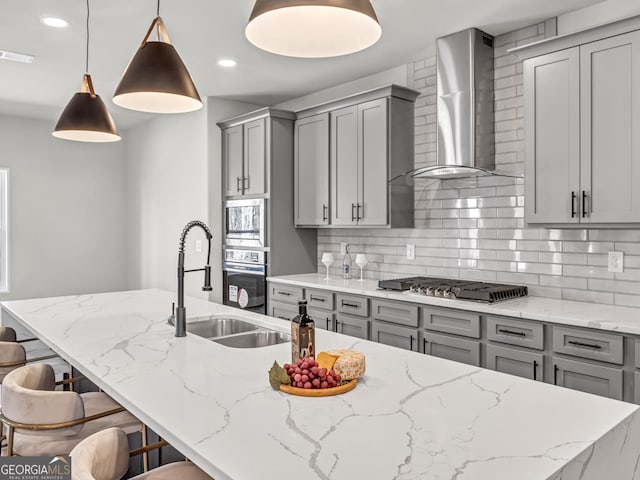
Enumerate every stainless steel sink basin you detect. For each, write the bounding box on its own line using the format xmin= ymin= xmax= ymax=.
xmin=186 ymin=318 xmax=259 ymax=339
xmin=212 ymin=330 xmax=291 ymax=348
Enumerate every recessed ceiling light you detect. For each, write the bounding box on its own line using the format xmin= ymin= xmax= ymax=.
xmin=217 ymin=59 xmax=237 ymax=68
xmin=0 ymin=49 xmax=34 ymax=64
xmin=41 ymin=17 xmax=69 ymax=28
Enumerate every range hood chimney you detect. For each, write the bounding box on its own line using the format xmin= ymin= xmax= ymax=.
xmin=412 ymin=28 xmax=497 ymax=179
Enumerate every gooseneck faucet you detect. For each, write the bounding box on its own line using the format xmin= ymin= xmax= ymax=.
xmin=172 ymin=220 xmax=213 ymax=337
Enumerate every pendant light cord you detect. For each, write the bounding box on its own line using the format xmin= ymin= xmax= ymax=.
xmin=85 ymin=0 xmax=90 ymax=73
xmin=157 ymin=0 xmax=160 ymax=17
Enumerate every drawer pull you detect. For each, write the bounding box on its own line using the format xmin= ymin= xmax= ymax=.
xmin=533 ymin=360 xmax=538 ymax=381
xmin=568 ymin=340 xmax=601 ymax=350
xmin=278 ymin=291 xmax=291 ymax=296
xmin=554 ymin=364 xmax=559 ymax=385
xmin=277 ymin=316 xmax=289 ymax=321
xmin=498 ymin=328 xmax=526 ymax=337
xmin=342 ymin=301 xmax=359 ymax=308
xmin=310 ymin=296 xmax=325 ymax=302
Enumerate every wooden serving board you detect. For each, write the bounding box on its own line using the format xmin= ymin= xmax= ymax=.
xmin=280 ymin=379 xmax=358 ymax=397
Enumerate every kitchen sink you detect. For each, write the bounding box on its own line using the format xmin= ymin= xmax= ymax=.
xmin=212 ymin=330 xmax=291 ymax=348
xmin=186 ymin=317 xmax=259 ymax=339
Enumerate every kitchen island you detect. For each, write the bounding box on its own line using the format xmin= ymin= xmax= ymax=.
xmin=2 ymin=289 xmax=640 ymax=480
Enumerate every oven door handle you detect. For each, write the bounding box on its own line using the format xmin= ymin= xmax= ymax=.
xmin=223 ymin=264 xmax=266 ymax=275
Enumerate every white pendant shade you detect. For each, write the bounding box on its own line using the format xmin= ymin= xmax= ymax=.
xmin=246 ymin=1 xmax=382 ymax=58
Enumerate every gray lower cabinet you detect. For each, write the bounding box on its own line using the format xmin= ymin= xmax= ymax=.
xmin=486 ymin=344 xmax=543 ymax=381
xmin=336 ymin=294 xmax=369 ymax=317
xmin=270 ymin=301 xmax=297 ymax=322
xmin=335 ymin=313 xmax=369 ymax=340
xmin=552 ymin=326 xmax=623 ymax=365
xmin=371 ymin=321 xmax=418 ymax=352
xmin=553 ymin=356 xmax=623 ymax=401
xmin=308 ymin=308 xmax=334 ymax=331
xmin=423 ymin=332 xmax=481 ymax=367
xmin=486 ymin=316 xmax=544 ymax=350
xmin=422 ymin=307 xmax=481 ymax=338
xmin=306 ymin=288 xmax=334 ymax=311
xmin=269 ymin=284 xmax=304 ymax=305
xmin=294 ymin=113 xmax=330 ymax=226
xmin=635 ymin=371 xmax=640 ymax=404
xmin=371 ymin=299 xmax=418 ymax=327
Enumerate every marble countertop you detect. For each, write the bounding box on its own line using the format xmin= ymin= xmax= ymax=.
xmin=268 ymin=274 xmax=640 ymax=336
xmin=2 ymin=289 xmax=640 ymax=480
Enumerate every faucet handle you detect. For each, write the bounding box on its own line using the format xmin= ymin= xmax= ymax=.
xmin=202 ymin=265 xmax=213 ymax=292
xmin=167 ymin=302 xmax=176 ymax=326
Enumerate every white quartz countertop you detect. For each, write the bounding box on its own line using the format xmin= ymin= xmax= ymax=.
xmin=2 ymin=289 xmax=640 ymax=480
xmin=268 ymin=274 xmax=640 ymax=335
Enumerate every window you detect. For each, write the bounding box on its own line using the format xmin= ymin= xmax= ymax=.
xmin=0 ymin=169 xmax=8 ymax=293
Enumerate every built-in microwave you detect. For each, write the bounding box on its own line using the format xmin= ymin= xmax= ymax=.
xmin=224 ymin=198 xmax=266 ymax=248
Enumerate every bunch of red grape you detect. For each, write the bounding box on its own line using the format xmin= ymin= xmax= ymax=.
xmin=284 ymin=357 xmax=342 ymax=389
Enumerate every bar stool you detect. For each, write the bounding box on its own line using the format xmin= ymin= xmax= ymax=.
xmin=0 ymin=363 xmax=144 ymax=458
xmin=70 ymin=427 xmax=212 ymax=480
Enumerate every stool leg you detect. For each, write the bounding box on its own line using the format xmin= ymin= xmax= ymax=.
xmin=7 ymin=426 xmax=14 ymax=456
xmin=142 ymin=424 xmax=149 ymax=472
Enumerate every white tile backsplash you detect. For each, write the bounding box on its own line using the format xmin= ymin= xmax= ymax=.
xmin=316 ymin=20 xmax=640 ymax=306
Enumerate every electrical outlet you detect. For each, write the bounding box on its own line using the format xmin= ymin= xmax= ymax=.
xmin=406 ymin=244 xmax=415 ymax=260
xmin=608 ymin=251 xmax=624 ymax=273
xmin=195 ymin=239 xmax=203 ymax=253
xmin=340 ymin=242 xmax=348 ymax=255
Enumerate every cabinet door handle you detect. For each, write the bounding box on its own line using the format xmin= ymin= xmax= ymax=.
xmin=322 ymin=204 xmax=328 ymax=222
xmin=310 ymin=296 xmax=325 ymax=302
xmin=277 ymin=316 xmax=289 ymax=320
xmin=335 ymin=320 xmax=340 ymax=332
xmin=423 ymin=338 xmax=427 ymax=354
xmin=244 ymin=176 xmax=250 ymax=191
xmin=410 ymin=335 xmax=414 ymax=351
xmin=533 ymin=360 xmax=538 ymax=381
xmin=236 ymin=177 xmax=241 ymax=193
xmin=498 ymin=328 xmax=526 ymax=337
xmin=326 ymin=318 xmax=330 ymax=330
xmin=553 ymin=364 xmax=559 ymax=385
xmin=357 ymin=203 xmax=363 ymax=221
xmin=277 ymin=291 xmax=291 ymax=296
xmin=341 ymin=301 xmax=359 ymax=308
xmin=568 ymin=340 xmax=601 ymax=350
xmin=571 ymin=191 xmax=577 ymax=218
xmin=351 ymin=203 xmax=356 ymax=222
xmin=582 ymin=191 xmax=588 ymax=217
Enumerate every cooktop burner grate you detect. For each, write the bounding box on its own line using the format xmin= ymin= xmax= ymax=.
xmin=378 ymin=276 xmax=528 ymax=303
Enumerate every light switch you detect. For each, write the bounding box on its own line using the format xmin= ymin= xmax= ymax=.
xmin=195 ymin=239 xmax=203 ymax=253
xmin=608 ymin=251 xmax=623 ymax=273
xmin=406 ymin=244 xmax=416 ymax=260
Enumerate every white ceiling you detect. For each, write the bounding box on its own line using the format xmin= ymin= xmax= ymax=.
xmin=0 ymin=0 xmax=603 ymax=129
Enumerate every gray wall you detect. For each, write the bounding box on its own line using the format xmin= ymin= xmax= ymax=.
xmin=0 ymin=114 xmax=128 ymax=300
xmin=126 ymin=98 xmax=260 ymax=304
xmin=317 ymin=20 xmax=640 ymax=308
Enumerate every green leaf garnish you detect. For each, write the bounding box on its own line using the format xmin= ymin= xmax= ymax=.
xmin=268 ymin=361 xmax=291 ymax=390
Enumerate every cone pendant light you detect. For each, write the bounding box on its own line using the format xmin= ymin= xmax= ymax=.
xmin=53 ymin=0 xmax=120 ymax=142
xmin=245 ymin=0 xmax=382 ymax=58
xmin=113 ymin=2 xmax=201 ymax=114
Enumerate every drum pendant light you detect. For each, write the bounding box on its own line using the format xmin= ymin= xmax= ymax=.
xmin=113 ymin=1 xmax=202 ymax=114
xmin=53 ymin=0 xmax=120 ymax=142
xmin=245 ymin=0 xmax=382 ymax=58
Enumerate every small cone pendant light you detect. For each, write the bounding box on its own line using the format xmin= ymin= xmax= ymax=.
xmin=245 ymin=0 xmax=382 ymax=58
xmin=53 ymin=0 xmax=120 ymax=142
xmin=113 ymin=1 xmax=201 ymax=114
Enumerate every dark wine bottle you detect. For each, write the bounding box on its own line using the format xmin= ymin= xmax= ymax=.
xmin=291 ymin=300 xmax=315 ymax=363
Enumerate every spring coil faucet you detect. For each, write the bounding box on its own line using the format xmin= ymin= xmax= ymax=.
xmin=170 ymin=220 xmax=213 ymax=337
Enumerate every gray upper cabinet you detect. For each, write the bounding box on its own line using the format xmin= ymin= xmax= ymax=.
xmin=580 ymin=31 xmax=640 ymax=223
xmin=243 ymin=119 xmax=266 ymax=196
xmin=219 ymin=108 xmax=296 ymax=199
xmin=524 ymin=48 xmax=580 ymax=224
xmin=331 ymin=105 xmax=360 ymax=226
xmin=357 ymin=98 xmax=389 ymax=226
xmin=294 ymin=85 xmax=418 ymax=228
xmin=294 ymin=113 xmax=330 ymax=226
xmin=223 ymin=125 xmax=244 ymax=197
xmin=519 ymin=24 xmax=640 ymax=225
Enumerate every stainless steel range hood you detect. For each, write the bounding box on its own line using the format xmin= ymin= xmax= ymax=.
xmin=412 ymin=28 xmax=497 ymax=179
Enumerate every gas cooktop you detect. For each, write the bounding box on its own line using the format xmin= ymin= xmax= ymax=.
xmin=378 ymin=276 xmax=528 ymax=303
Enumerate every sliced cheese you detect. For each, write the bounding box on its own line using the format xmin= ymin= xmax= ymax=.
xmin=326 ymin=349 xmax=366 ymax=380
xmin=317 ymin=351 xmax=339 ymax=372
